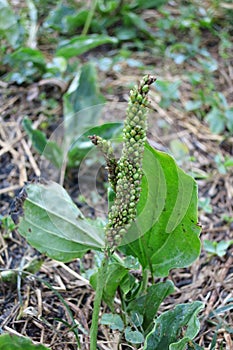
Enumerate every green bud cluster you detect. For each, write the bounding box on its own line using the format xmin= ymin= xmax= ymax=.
xmin=105 ymin=75 xmax=156 ymax=249
xmin=89 ymin=135 xmax=118 ymax=191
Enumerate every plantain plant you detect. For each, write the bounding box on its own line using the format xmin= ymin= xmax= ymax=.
xmin=6 ymin=75 xmax=203 ymax=349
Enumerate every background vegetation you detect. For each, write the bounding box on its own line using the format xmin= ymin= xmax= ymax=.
xmin=0 ymin=0 xmax=233 ymax=349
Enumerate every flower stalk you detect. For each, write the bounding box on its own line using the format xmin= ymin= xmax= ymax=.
xmin=89 ymin=75 xmax=156 ymax=349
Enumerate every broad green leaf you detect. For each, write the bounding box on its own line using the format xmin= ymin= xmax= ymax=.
xmin=56 ymin=34 xmax=118 ymax=59
xmin=144 ymin=301 xmax=204 ymax=350
xmin=67 ymin=122 xmax=123 ymax=167
xmin=127 ymin=281 xmax=174 ymax=333
xmin=120 ymin=143 xmax=201 ymax=277
xmin=100 ymin=313 xmax=124 ymax=331
xmin=90 ymin=262 xmax=129 ymax=307
xmin=18 ymin=182 xmax=104 ymax=262
xmin=0 ymin=0 xmax=20 ymax=46
xmin=23 ymin=118 xmax=63 ymax=168
xmin=0 ymin=334 xmax=48 ymax=349
xmin=63 ymin=63 xmax=105 ymax=147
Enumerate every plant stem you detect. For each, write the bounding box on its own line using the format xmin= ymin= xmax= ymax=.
xmin=82 ymin=0 xmax=98 ymax=36
xmin=90 ymin=250 xmax=109 ymax=350
xmin=141 ymin=268 xmax=149 ymax=293
xmin=149 ymin=262 xmax=154 ymax=283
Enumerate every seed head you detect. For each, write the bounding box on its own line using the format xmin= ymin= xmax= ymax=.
xmin=105 ymin=75 xmax=156 ymax=249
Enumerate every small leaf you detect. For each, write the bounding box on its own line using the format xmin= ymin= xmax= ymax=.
xmin=115 ymin=27 xmax=137 ymax=41
xmin=206 ymin=108 xmax=225 ymax=134
xmin=100 ymin=313 xmax=124 ymax=331
xmin=224 ymin=157 xmax=233 ymax=167
xmin=125 ymin=327 xmax=144 ymax=344
xmin=124 ymin=12 xmax=153 ymax=39
xmin=203 ymin=239 xmax=216 ymax=254
xmin=198 ymin=198 xmax=212 ymax=214
xmin=127 ymin=281 xmax=174 ymax=333
xmin=0 ymin=333 xmax=48 ymax=349
xmin=185 ymin=100 xmax=202 ymax=111
xmin=45 ymin=4 xmax=74 ymax=32
xmin=67 ymin=122 xmax=123 ymax=167
xmin=225 ymin=108 xmax=233 ymax=132
xmin=64 ymin=10 xmax=89 ymax=34
xmin=133 ymin=0 xmax=169 ymax=10
xmin=123 ymin=256 xmax=140 ymax=270
xmin=42 ymin=141 xmax=64 ymax=168
xmin=169 ymin=139 xmax=189 ymax=162
xmin=56 ymin=34 xmax=118 ymax=59
xmin=23 ymin=118 xmax=63 ymax=168
xmin=216 ymin=240 xmax=233 ymax=257
xmin=4 ymin=48 xmax=47 ymax=83
xmin=17 ymin=182 xmax=105 ymax=262
xmin=209 ymin=303 xmax=233 ymax=318
xmin=0 ymin=258 xmax=43 ymax=284
xmin=204 ymin=239 xmax=233 ymax=257
xmin=155 ymin=80 xmax=181 ymax=108
xmin=119 ymin=273 xmax=138 ymax=299
xmin=90 ymin=262 xmax=129 ymax=307
xmin=7 ymin=47 xmax=46 ymax=69
xmin=130 ymin=312 xmax=143 ymax=327
xmin=97 ymin=0 xmax=119 ymax=13
xmin=63 ymin=63 xmax=106 ymax=147
xmin=156 ymin=80 xmax=180 ymax=100
xmin=144 ymin=301 xmax=204 ymax=350
xmin=23 ymin=118 xmax=47 ymax=152
xmin=198 ymin=56 xmax=218 ymax=72
xmin=0 ymin=0 xmax=20 ymax=46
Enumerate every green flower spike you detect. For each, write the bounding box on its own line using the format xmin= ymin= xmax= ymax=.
xmin=105 ymin=75 xmax=156 ymax=250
